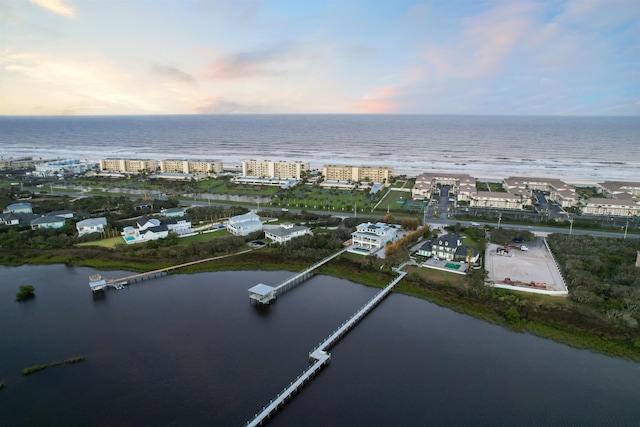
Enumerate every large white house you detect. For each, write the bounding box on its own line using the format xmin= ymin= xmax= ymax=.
xmin=226 ymin=212 xmax=263 ymax=236
xmin=264 ymin=223 xmax=311 ymax=244
xmin=351 ymin=222 xmax=397 ymax=251
xmin=121 ymin=216 xmax=192 ymax=243
xmin=76 ymin=217 xmax=107 ymax=236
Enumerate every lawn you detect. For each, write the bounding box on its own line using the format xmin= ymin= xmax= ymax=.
xmin=374 ymin=189 xmax=409 ymax=213
xmin=268 ymin=185 xmax=373 ymax=211
xmin=76 ymin=236 xmax=123 ymax=248
xmin=405 ymin=265 xmax=467 ymax=287
xmin=176 ymin=229 xmax=230 ymax=245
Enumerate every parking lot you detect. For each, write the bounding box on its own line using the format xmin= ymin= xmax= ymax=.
xmin=485 ymin=238 xmax=566 ymax=292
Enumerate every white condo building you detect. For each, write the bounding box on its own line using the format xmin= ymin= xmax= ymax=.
xmin=241 ymin=160 xmax=309 ymax=179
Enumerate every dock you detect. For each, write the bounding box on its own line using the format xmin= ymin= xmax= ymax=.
xmin=89 ymin=249 xmax=253 ymax=292
xmin=248 ymin=248 xmax=348 ymax=303
xmin=246 ymin=270 xmax=406 ymax=426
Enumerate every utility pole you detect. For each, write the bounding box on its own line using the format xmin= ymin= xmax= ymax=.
xmin=497 ymin=212 xmax=502 ymax=229
xmin=624 ymin=219 xmax=629 ymax=239
xmin=569 ymin=217 xmax=573 ymax=235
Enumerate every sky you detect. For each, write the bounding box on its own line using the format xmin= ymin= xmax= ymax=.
xmin=0 ymin=0 xmax=638 ymax=116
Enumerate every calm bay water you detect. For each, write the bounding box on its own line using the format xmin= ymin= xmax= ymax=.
xmin=1 ymin=115 xmax=639 ymax=182
xmin=1 ymin=264 xmax=639 ymax=426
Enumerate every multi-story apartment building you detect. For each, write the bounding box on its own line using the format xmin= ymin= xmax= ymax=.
xmin=581 ymin=197 xmax=640 ymax=217
xmin=599 ymin=181 xmax=640 ymax=198
xmin=159 ymin=159 xmax=223 ymax=176
xmin=99 ymin=159 xmax=158 ymax=174
xmin=241 ymin=160 xmax=309 ymax=179
xmin=469 ymin=191 xmax=524 ymax=210
xmin=34 ymin=159 xmax=97 ymax=177
xmin=0 ymin=157 xmax=42 ymax=170
xmin=321 ymin=165 xmax=393 ymax=183
xmin=503 ymin=176 xmax=578 ymax=208
xmin=412 ymin=173 xmax=476 ymax=201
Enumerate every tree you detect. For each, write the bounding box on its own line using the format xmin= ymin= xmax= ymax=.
xmin=16 ymin=285 xmax=35 ymax=302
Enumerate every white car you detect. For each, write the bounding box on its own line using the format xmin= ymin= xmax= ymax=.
xmin=520 ymin=245 xmax=529 ymax=251
xmin=471 ymin=222 xmax=480 ymax=226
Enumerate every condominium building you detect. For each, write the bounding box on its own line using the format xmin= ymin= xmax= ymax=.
xmin=99 ymin=159 xmax=158 ymax=174
xmin=412 ymin=173 xmax=476 ymax=201
xmin=469 ymin=191 xmax=524 ymax=210
xmin=599 ymin=181 xmax=640 ymax=198
xmin=241 ymin=160 xmax=309 ymax=179
xmin=34 ymin=159 xmax=97 ymax=177
xmin=503 ymin=176 xmax=578 ymax=208
xmin=321 ymin=165 xmax=393 ymax=183
xmin=581 ymin=198 xmax=640 ymax=217
xmin=159 ymin=159 xmax=223 ymax=176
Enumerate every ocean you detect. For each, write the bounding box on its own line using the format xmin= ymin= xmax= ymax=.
xmin=0 ymin=114 xmax=638 ymax=182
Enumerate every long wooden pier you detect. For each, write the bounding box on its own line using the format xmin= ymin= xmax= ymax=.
xmin=246 ymin=270 xmax=407 ymax=426
xmin=89 ymin=249 xmax=253 ymax=291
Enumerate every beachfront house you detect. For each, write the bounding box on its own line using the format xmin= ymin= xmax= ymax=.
xmin=264 ymin=223 xmax=311 ymax=244
xmin=351 ymin=222 xmax=397 ymax=252
xmin=76 ymin=217 xmax=107 ymax=236
xmin=226 ymin=212 xmax=263 ymax=236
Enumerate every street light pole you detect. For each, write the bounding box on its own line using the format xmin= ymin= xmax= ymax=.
xmin=569 ymin=217 xmax=573 ymax=235
xmin=497 ymin=212 xmax=502 ymax=229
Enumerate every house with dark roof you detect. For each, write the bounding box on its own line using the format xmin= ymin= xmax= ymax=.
xmin=417 ymin=233 xmax=479 ymax=263
xmin=122 ymin=215 xmax=191 ymax=243
xmin=0 ymin=212 xmax=39 ymax=226
xmin=46 ymin=210 xmax=75 ymax=219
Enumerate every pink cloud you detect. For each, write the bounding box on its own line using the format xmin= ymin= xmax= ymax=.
xmin=350 ymin=85 xmax=402 ymax=114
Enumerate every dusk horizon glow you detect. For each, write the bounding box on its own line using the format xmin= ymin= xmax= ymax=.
xmin=1 ymin=0 xmax=638 ymax=116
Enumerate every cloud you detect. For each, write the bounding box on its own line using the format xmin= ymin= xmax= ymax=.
xmin=350 ymin=85 xmax=402 ymax=114
xmin=151 ymin=64 xmax=195 ymax=85
xmin=194 ymin=98 xmax=273 ymax=114
xmin=207 ymin=42 xmax=308 ymax=79
xmin=1 ymin=52 xmax=161 ymax=113
xmin=30 ymin=0 xmax=76 ymax=18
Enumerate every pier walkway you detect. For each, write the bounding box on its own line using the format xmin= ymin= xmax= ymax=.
xmin=248 ymin=248 xmax=348 ymax=303
xmin=89 ymin=249 xmax=253 ymax=291
xmin=273 ymin=248 xmax=348 ymax=295
xmin=246 ymin=270 xmax=407 ymax=427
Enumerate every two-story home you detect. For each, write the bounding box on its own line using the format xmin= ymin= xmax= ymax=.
xmin=76 ymin=217 xmax=108 ymax=236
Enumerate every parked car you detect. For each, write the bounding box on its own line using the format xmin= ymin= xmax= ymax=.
xmin=520 ymin=245 xmax=529 ymax=251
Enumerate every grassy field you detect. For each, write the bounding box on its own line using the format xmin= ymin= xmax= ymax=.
xmin=76 ymin=237 xmax=123 ymax=248
xmin=374 ymin=189 xmax=410 ymax=213
xmin=176 ymin=229 xmax=230 ymax=245
xmin=404 ymin=265 xmax=467 ymax=288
